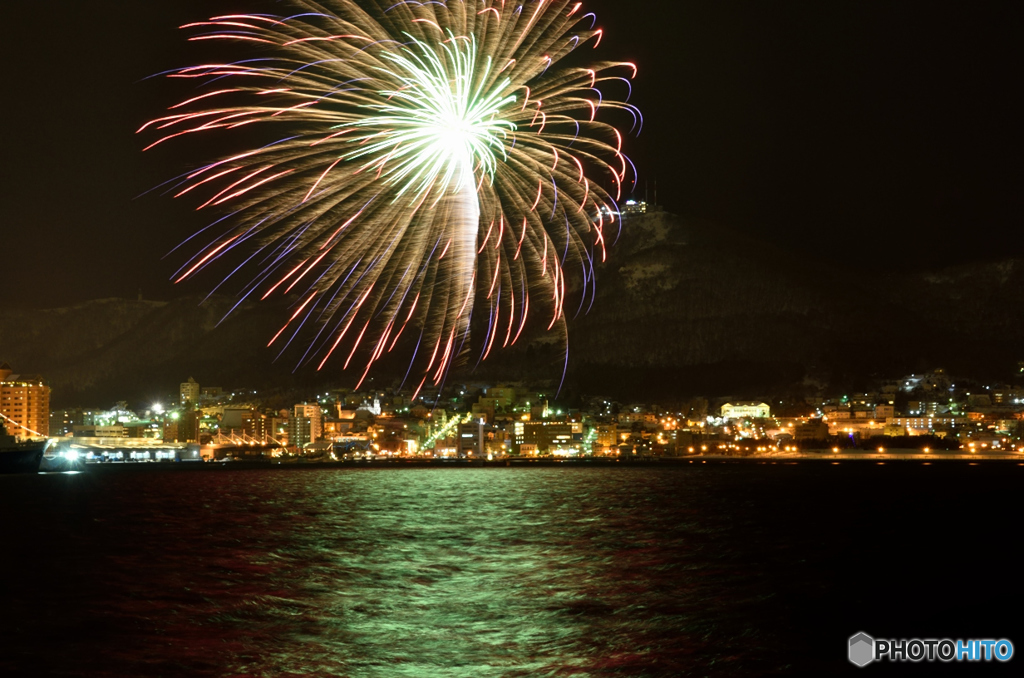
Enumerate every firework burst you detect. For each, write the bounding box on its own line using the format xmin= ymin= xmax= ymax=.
xmin=143 ymin=0 xmax=639 ymax=395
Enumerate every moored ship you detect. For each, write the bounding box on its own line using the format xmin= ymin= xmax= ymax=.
xmin=0 ymin=422 xmax=46 ymax=474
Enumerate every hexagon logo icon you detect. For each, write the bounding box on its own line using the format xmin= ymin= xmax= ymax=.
xmin=849 ymin=632 xmax=875 ymax=667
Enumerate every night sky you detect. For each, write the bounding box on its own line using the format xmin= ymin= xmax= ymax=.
xmin=3 ymin=0 xmax=1019 ymax=310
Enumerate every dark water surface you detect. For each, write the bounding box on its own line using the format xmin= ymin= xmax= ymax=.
xmin=1 ymin=463 xmax=1021 ymax=676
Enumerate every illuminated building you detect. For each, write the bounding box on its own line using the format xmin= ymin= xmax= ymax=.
xmin=883 ymin=424 xmax=908 ymax=437
xmin=885 ymin=416 xmax=967 ymax=436
xmin=617 ymin=411 xmax=657 ymax=427
xmin=358 ymin=398 xmax=382 ymax=416
xmin=50 ymin=408 xmax=94 ymax=437
xmin=720 ymin=402 xmax=771 ymax=421
xmin=162 ymin=421 xmax=179 ymax=442
xmin=513 ymin=420 xmax=581 ymax=454
xmin=288 ymin=416 xmax=313 ymax=450
xmin=458 ymin=420 xmax=489 ymax=458
xmin=845 ymin=393 xmax=880 ymax=407
xmin=180 ymin=377 xmax=200 ymax=406
xmin=622 ymin=199 xmax=647 ymax=215
xmin=289 ymin=403 xmax=324 ymax=448
xmin=594 ymin=423 xmax=618 ymax=452
xmin=991 ymin=388 xmax=1023 ymax=405
xmin=269 ymin=414 xmax=290 ymax=445
xmin=73 ymin=425 xmax=128 ymax=438
xmin=323 ymin=418 xmax=355 ymax=438
xmin=175 ymin=411 xmax=201 ymax=443
xmin=827 ymin=419 xmax=885 ymax=438
xmin=906 ymin=400 xmax=945 ymax=416
xmin=0 ymin=363 xmax=50 ymax=438
xmin=221 ymin=407 xmax=267 ymax=441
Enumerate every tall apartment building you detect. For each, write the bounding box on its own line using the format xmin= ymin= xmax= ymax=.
xmin=289 ymin=403 xmax=324 ymax=449
xmin=457 ymin=420 xmax=487 ymax=458
xmin=0 ymin=363 xmax=50 ymax=438
xmin=594 ymin=423 xmax=619 ymax=452
xmin=50 ymin=408 xmax=94 ymax=437
xmin=180 ymin=377 xmax=200 ymax=406
xmin=171 ymin=410 xmax=201 ymax=443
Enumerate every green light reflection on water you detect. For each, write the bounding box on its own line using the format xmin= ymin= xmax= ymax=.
xmin=260 ymin=470 xmax=602 ymax=677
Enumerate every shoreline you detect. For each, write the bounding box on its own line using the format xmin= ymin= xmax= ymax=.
xmin=36 ymin=452 xmax=1024 ymax=473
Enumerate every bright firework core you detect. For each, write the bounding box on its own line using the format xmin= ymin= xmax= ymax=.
xmin=353 ymin=35 xmax=517 ymax=200
xmin=143 ymin=1 xmax=640 ymax=395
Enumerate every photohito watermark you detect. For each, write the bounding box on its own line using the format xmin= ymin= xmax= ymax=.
xmin=849 ymin=632 xmax=1014 ymax=667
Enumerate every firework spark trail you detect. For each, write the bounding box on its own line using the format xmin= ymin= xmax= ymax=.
xmin=144 ymin=0 xmax=639 ymax=391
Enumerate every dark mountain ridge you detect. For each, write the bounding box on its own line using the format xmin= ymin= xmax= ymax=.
xmin=2 ymin=212 xmax=1021 ymax=406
